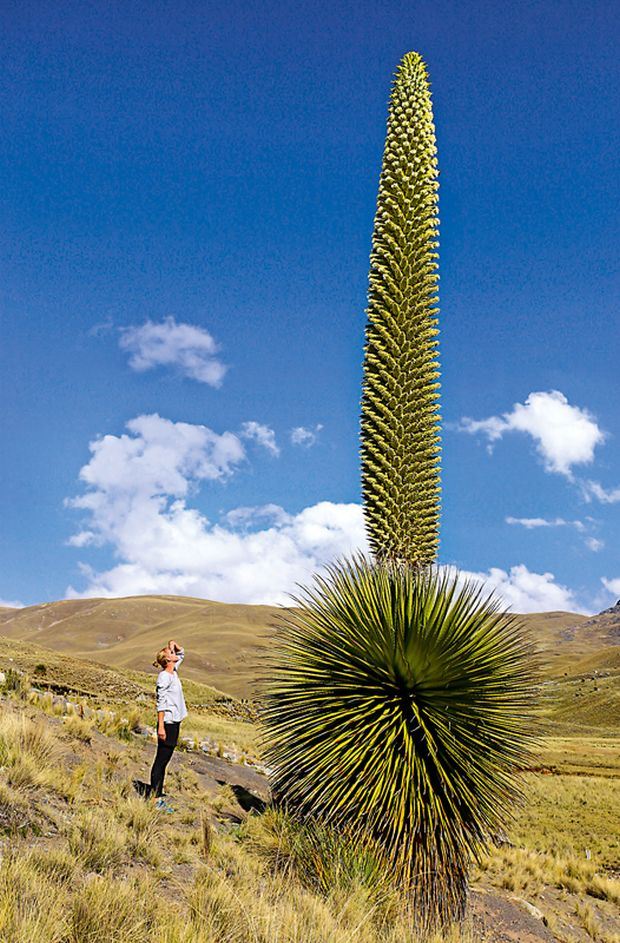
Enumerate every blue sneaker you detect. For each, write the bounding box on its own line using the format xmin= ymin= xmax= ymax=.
xmin=155 ymin=797 xmax=174 ymax=813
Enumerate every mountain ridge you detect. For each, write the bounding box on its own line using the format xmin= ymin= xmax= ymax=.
xmin=1 ymin=593 xmax=616 ymax=698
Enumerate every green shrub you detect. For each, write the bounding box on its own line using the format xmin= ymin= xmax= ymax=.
xmin=263 ymin=559 xmax=537 ymax=926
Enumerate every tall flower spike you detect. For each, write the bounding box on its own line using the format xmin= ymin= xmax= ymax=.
xmin=361 ymin=51 xmax=441 ymax=565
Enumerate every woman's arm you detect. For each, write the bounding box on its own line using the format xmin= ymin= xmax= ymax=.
xmin=169 ymin=640 xmax=185 ymax=669
xmin=156 ymin=672 xmax=173 ymax=737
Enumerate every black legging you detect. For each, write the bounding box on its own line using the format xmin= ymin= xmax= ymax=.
xmin=150 ymin=722 xmax=180 ymax=797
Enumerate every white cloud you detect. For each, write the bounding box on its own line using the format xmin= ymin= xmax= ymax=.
xmin=506 ymin=515 xmax=590 ymax=533
xmin=581 ymin=480 xmax=620 ymax=504
xmin=223 ymin=504 xmax=290 ymax=528
xmin=67 ymin=500 xmax=368 ymax=606
xmin=66 ymin=415 xmax=366 ymax=605
xmin=240 ymin=421 xmax=280 ymax=457
xmin=66 ymin=414 xmax=246 ymax=548
xmin=601 ymin=577 xmax=620 ymax=598
xmin=79 ymin=414 xmax=245 ymax=494
xmin=66 ymin=530 xmax=99 ymax=548
xmin=291 ymin=424 xmax=323 ymax=448
xmin=119 ymin=317 xmax=227 ymax=387
xmin=460 ymin=391 xmax=605 ymax=478
xmin=505 ymin=516 xmax=580 ymax=530
xmin=65 ymin=415 xmax=593 ymax=613
xmin=0 ymin=597 xmax=24 ymax=609
xmin=506 ymin=514 xmax=606 ymax=554
xmin=460 ymin=563 xmax=584 ymax=614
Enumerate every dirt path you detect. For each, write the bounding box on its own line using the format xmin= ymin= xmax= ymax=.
xmin=471 ymin=890 xmax=556 ymax=942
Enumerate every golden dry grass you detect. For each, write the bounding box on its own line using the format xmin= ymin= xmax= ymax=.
xmin=0 ymin=692 xmax=484 ymax=943
xmin=1 ymin=593 xmax=612 ymax=699
xmin=0 ymin=608 xmax=618 ymax=942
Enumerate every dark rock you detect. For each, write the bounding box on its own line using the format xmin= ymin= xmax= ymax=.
xmin=188 ymin=754 xmax=270 ymax=802
xmin=601 ymin=599 xmax=620 ymax=616
xmin=229 ymin=783 xmax=267 ymax=814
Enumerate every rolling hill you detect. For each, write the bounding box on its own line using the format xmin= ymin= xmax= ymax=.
xmin=0 ymin=595 xmax=279 ymax=697
xmin=1 ymin=593 xmax=619 ymax=701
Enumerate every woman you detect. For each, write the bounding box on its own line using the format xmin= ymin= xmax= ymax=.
xmin=148 ymin=638 xmax=187 ymax=807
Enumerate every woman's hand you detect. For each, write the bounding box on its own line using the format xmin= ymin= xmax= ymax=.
xmin=158 ymin=726 xmax=166 ymax=741
xmin=168 ymin=639 xmax=180 ymax=653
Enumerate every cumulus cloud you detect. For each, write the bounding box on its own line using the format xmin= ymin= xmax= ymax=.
xmin=67 ymin=500 xmax=368 ymax=606
xmin=460 ymin=564 xmax=584 ymax=613
xmin=65 ymin=414 xmax=246 ymax=549
xmin=119 ymin=317 xmax=227 ymax=387
xmin=460 ymin=391 xmax=605 ymax=478
xmin=506 ymin=514 xmax=605 ymax=553
xmin=505 ymin=516 xmax=584 ymax=530
xmin=290 ymin=425 xmax=323 ymax=448
xmin=66 ymin=530 xmax=99 ymax=548
xmin=0 ymin=597 xmax=24 ymax=609
xmin=240 ymin=422 xmax=280 ymax=456
xmin=223 ymin=504 xmax=290 ymax=528
xmin=76 ymin=413 xmax=244 ymax=493
xmin=601 ymin=577 xmax=620 ymax=597
xmin=66 ymin=415 xmax=366 ymax=605
xmin=581 ymin=480 xmax=620 ymax=504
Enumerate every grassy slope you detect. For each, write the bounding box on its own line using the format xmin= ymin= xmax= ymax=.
xmin=0 ymin=596 xmax=279 ymax=698
xmin=0 ymin=597 xmax=619 ymax=940
xmin=0 ymin=668 xmax=618 ymax=942
xmin=3 ymin=594 xmax=619 ymax=695
xmin=2 ymin=595 xmax=620 ymax=741
xmin=1 ymin=631 xmax=239 ymax=705
xmin=0 ymin=633 xmax=259 ymax=759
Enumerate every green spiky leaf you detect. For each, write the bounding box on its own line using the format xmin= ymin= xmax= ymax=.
xmin=262 ymin=558 xmax=538 ymax=925
xmin=362 ymin=51 xmax=441 ymax=565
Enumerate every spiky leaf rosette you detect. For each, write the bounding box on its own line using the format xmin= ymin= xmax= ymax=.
xmin=262 ymin=558 xmax=537 ymax=925
xmin=362 ymin=51 xmax=441 ymax=565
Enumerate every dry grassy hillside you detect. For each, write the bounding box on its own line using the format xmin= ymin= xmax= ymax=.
xmin=0 ymin=598 xmax=618 ymax=940
xmin=0 ymin=646 xmax=618 ymax=942
xmin=0 ymin=595 xmax=279 ymax=698
xmin=1 ymin=595 xmax=619 ymax=701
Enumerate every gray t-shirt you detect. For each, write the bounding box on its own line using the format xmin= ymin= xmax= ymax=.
xmin=156 ymin=649 xmax=188 ymax=723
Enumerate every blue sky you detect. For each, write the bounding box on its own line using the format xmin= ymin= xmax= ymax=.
xmin=1 ymin=0 xmax=618 ymax=612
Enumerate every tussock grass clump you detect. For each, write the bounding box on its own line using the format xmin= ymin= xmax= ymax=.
xmin=0 ymin=850 xmax=69 ymax=943
xmin=189 ymin=863 xmax=361 ymax=943
xmin=93 ymin=706 xmax=142 ymax=741
xmin=63 ymin=714 xmax=94 ymax=743
xmin=69 ymin=874 xmax=159 ymax=943
xmin=0 ymin=710 xmax=58 ymax=789
xmin=0 ymin=710 xmax=57 ymax=766
xmin=117 ymin=796 xmax=162 ymax=866
xmin=242 ymin=809 xmax=387 ymax=899
xmin=68 ymin=809 xmax=127 ymax=873
xmin=6 ymin=751 xmax=43 ymax=788
xmin=27 ymin=846 xmax=79 ymax=886
xmin=0 ymin=779 xmax=36 ymax=833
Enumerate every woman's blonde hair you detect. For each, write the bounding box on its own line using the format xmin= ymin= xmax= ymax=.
xmin=153 ymin=648 xmax=171 ymax=669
